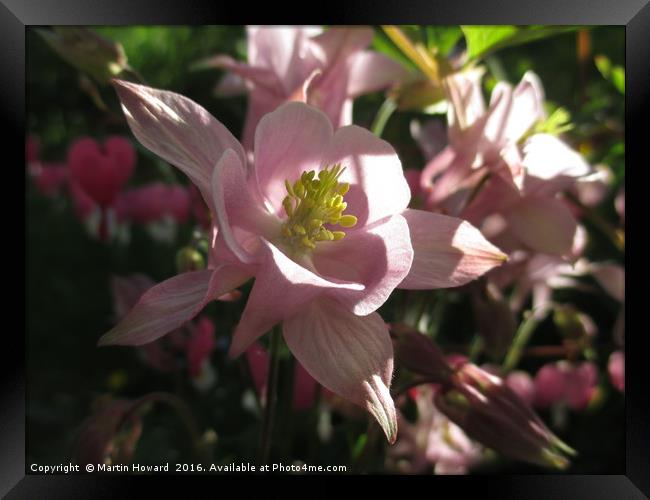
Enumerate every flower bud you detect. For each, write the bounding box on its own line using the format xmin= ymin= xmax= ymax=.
xmin=176 ymin=247 xmax=206 ymax=273
xmin=37 ymin=27 xmax=129 ymax=84
xmin=390 ymin=323 xmax=454 ymax=384
xmin=435 ymin=362 xmax=575 ymax=469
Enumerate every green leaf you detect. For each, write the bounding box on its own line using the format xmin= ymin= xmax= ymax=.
xmin=371 ymin=29 xmax=418 ymax=71
xmin=595 ymin=55 xmax=625 ymax=93
xmin=461 ymin=25 xmax=580 ymax=61
xmin=424 ymin=26 xmax=462 ymax=55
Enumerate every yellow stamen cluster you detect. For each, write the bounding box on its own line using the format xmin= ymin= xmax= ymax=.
xmin=281 ymin=163 xmax=357 ymax=253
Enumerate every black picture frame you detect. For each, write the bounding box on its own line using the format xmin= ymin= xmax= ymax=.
xmin=8 ymin=0 xmax=644 ymax=496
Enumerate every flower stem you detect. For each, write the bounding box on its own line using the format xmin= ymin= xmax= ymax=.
xmin=371 ymin=98 xmax=397 ymax=138
xmin=259 ymin=325 xmax=282 ymax=463
xmin=502 ymin=308 xmax=549 ymax=374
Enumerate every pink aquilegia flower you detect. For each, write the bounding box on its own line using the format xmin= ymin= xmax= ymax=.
xmin=100 ymin=80 xmax=506 ymax=442
xmin=203 ymin=26 xmax=407 ymax=150
xmin=416 ymin=69 xmax=592 ymax=256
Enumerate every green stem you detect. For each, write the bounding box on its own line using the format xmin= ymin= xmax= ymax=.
xmin=259 ymin=325 xmax=282 ymax=463
xmin=502 ymin=308 xmax=548 ymax=373
xmin=371 ymin=98 xmax=397 ymax=138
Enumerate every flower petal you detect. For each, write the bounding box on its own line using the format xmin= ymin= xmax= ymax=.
xmin=112 ymin=79 xmax=245 ymax=207
xmin=228 ymin=239 xmax=363 ymax=358
xmin=399 ymin=208 xmax=507 ymax=289
xmin=211 ymin=149 xmax=277 ymax=264
xmin=283 ymin=297 xmax=397 ymax=443
xmin=254 ymin=101 xmax=333 ymax=214
xmin=506 ymin=197 xmax=577 ymax=255
xmin=347 ymin=51 xmax=406 ymax=97
xmin=312 ymin=214 xmax=413 ymax=315
xmin=321 ymin=125 xmax=411 ymax=226
xmin=99 ymin=266 xmax=250 ymax=346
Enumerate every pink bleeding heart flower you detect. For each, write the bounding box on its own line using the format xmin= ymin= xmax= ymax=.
xmin=68 ymin=136 xmax=136 ymax=208
xmin=100 ymin=80 xmax=507 ymax=443
xmin=608 ymin=350 xmax=624 ymax=393
xmin=534 ymin=361 xmax=598 ymax=410
xmin=30 ymin=162 xmax=69 ymax=197
xmin=202 ymin=26 xmax=407 ymax=150
xmin=117 ymin=183 xmax=191 ymax=225
xmin=186 ymin=316 xmax=216 ymax=378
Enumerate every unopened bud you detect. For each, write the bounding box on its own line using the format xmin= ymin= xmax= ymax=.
xmin=390 ymin=323 xmax=454 ymax=384
xmin=176 ymin=247 xmax=205 ymax=273
xmin=436 ymin=362 xmax=576 ymax=470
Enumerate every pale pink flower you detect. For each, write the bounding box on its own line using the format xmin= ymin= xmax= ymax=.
xmin=100 ymin=80 xmax=506 ymax=442
xmin=417 ymin=69 xmax=591 ymax=256
xmin=203 ymin=26 xmax=407 ymax=149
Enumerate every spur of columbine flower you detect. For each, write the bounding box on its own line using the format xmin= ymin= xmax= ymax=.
xmin=99 ymin=79 xmax=506 ymax=442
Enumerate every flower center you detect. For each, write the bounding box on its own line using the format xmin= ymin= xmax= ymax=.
xmin=281 ymin=163 xmax=357 ymax=253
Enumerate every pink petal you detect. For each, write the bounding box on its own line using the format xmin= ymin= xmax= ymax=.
xmin=312 ymin=214 xmax=413 ymax=315
xmin=201 ymin=54 xmax=281 ymax=94
xmin=446 ymin=67 xmax=486 ymax=137
xmin=211 ymin=148 xmax=276 ymax=264
xmin=534 ymin=363 xmax=566 ymax=408
xmin=283 ymin=297 xmax=397 ymax=443
xmin=590 ymin=263 xmax=625 ymax=302
xmin=254 ymin=101 xmax=333 ymax=214
xmin=248 ymin=27 xmax=323 ymax=95
xmin=346 ymin=51 xmax=406 ymax=97
xmin=245 ymin=342 xmax=270 ymax=399
xmin=321 ymin=125 xmax=411 ymax=226
xmin=111 ymin=274 xmax=156 ymax=319
xmin=228 ymin=239 xmax=363 ymax=358
xmin=501 ymin=71 xmax=545 ymax=144
xmin=99 ymin=266 xmax=250 ymax=346
xmin=399 ymin=209 xmax=507 ymax=289
xmin=506 ymin=196 xmax=577 ymax=255
xmin=608 ymin=351 xmax=625 ymax=392
xmin=564 ymin=362 xmax=598 ymax=410
xmin=112 ymin=79 xmax=245 ymax=208
xmin=522 ymin=134 xmax=591 ymax=183
xmin=411 ymin=120 xmax=448 ymax=162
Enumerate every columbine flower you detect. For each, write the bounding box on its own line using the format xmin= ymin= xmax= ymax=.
xmin=415 ymin=69 xmax=592 ymax=256
xmin=100 ymin=80 xmax=506 ymax=442
xmin=201 ymin=26 xmax=406 ymax=149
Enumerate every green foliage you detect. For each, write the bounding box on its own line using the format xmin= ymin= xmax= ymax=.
xmin=461 ymin=25 xmax=580 ymax=62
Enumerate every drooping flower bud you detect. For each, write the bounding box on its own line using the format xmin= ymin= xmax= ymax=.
xmin=435 ymin=361 xmax=576 ymax=469
xmin=390 ymin=323 xmax=454 ymax=384
xmin=37 ymin=27 xmax=129 ymax=84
